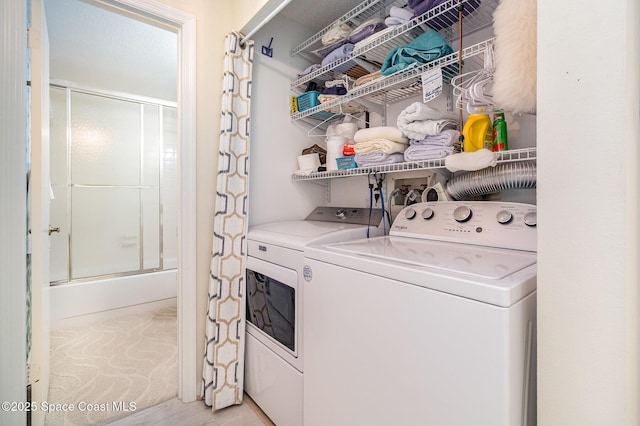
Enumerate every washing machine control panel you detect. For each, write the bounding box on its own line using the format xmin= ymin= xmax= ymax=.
xmin=391 ymin=201 xmax=537 ymax=252
xmin=305 ymin=207 xmax=383 ymax=225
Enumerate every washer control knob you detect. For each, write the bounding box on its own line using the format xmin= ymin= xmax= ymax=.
xmin=453 ymin=205 xmax=472 ymax=223
xmin=404 ymin=207 xmax=417 ymax=220
xmin=496 ymin=210 xmax=513 ymax=224
xmin=335 ymin=209 xmax=346 ymax=219
xmin=422 ymin=207 xmax=434 ymax=220
xmin=524 ymin=211 xmax=537 ymax=227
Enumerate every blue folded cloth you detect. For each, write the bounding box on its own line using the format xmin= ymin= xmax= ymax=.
xmin=380 ymin=30 xmax=453 ymax=76
xmin=321 ymin=43 xmax=355 ymax=66
xmin=323 ymin=86 xmax=347 ymax=95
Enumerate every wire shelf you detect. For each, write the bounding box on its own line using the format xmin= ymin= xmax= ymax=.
xmin=290 ymin=0 xmax=499 ymax=92
xmin=291 ymin=38 xmax=494 ymax=121
xmin=291 ymin=147 xmax=537 ymax=182
xmin=290 ymin=0 xmax=401 ymax=57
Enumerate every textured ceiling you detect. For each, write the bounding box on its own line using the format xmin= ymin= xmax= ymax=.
xmin=43 ymin=0 xmax=177 ymax=102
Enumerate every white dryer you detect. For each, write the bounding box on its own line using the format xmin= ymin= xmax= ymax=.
xmin=302 ymin=201 xmax=537 ymax=426
xmin=244 ymin=207 xmax=384 ymax=426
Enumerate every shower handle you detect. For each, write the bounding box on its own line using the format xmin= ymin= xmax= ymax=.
xmin=48 ymin=225 xmax=60 ymax=236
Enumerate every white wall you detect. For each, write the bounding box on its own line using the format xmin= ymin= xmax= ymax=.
xmin=235 ymin=0 xmax=269 ymax=33
xmin=249 ymin=14 xmax=329 ymax=225
xmin=537 ymin=0 xmax=640 ymax=423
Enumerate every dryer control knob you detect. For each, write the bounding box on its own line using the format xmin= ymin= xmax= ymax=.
xmin=404 ymin=208 xmax=417 ymax=220
xmin=453 ymin=205 xmax=472 ymax=223
xmin=496 ymin=210 xmax=513 ymax=224
xmin=422 ymin=208 xmax=434 ymax=220
xmin=335 ymin=209 xmax=346 ymax=219
xmin=524 ymin=211 xmax=537 ymax=227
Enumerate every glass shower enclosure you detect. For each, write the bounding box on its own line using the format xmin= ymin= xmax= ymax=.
xmin=49 ymin=85 xmax=177 ymax=283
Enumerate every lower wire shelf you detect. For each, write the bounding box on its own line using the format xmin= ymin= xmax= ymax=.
xmin=291 ymin=147 xmax=536 ymax=181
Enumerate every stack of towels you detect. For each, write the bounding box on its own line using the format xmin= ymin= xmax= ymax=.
xmin=397 ymin=101 xmax=458 ymax=140
xmin=353 ymin=126 xmax=408 ymax=167
xmin=404 ymin=129 xmax=461 ymax=161
xmin=380 ymin=29 xmax=453 ymax=76
xmin=314 ymin=19 xmax=388 ymax=67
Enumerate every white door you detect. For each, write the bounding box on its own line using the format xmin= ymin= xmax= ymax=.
xmin=28 ymin=1 xmax=51 ymax=425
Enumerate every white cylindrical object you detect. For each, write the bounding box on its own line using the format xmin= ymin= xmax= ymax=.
xmin=326 ymin=136 xmax=346 ymax=154
xmin=297 ymin=153 xmax=321 ymax=170
xmin=326 ymin=152 xmax=339 ymax=171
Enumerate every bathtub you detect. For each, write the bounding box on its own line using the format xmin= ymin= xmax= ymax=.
xmin=50 ymin=269 xmax=177 ymax=330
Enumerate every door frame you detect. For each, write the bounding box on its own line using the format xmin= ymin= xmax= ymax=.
xmin=0 ymin=1 xmax=28 ymax=424
xmin=98 ymin=0 xmax=198 ymax=402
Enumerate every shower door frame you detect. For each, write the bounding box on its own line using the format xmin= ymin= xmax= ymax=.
xmin=49 ymin=83 xmax=178 ymax=284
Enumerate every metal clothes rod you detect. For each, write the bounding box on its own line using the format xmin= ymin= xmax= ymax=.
xmin=240 ymin=0 xmax=293 ymax=45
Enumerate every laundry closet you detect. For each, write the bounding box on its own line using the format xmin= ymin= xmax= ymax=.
xmin=248 ymin=0 xmax=536 ymax=227
xmin=245 ymin=0 xmax=538 ymax=425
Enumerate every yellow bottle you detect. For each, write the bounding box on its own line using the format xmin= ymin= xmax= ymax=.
xmin=462 ymin=113 xmax=493 ymax=152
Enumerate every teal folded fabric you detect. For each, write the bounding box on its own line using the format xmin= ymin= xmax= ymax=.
xmin=380 ymin=29 xmax=453 ymax=76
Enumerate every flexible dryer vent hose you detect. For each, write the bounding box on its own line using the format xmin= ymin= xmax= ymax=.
xmin=445 ymin=161 xmax=537 ymax=200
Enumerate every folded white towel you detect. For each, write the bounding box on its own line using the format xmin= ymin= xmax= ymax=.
xmin=444 ymin=148 xmax=499 ymax=173
xmin=410 ymin=129 xmax=460 ymax=146
xmin=404 ymin=145 xmax=455 ymax=161
xmin=354 ymin=138 xmax=408 ymax=154
xmin=398 ymin=102 xmax=458 ymax=125
xmin=354 ymin=126 xmax=408 ymax=144
xmin=397 ymin=102 xmax=459 ymax=140
xmin=385 ymin=16 xmax=410 ymax=26
xmin=355 ymin=152 xmax=405 ymax=167
xmin=399 ymin=119 xmax=458 ymax=140
xmin=390 ymin=6 xmax=414 ymax=20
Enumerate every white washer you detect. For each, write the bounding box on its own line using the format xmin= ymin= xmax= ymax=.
xmin=303 ymin=201 xmax=538 ymax=426
xmin=244 ymin=207 xmax=384 ymax=426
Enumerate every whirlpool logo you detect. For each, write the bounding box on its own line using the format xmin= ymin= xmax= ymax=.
xmin=303 ymin=265 xmax=312 ymax=282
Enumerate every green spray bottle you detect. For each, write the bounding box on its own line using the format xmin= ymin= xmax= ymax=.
xmin=492 ymin=111 xmax=508 ymax=151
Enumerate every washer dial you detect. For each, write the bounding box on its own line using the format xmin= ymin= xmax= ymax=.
xmin=496 ymin=210 xmax=513 ymax=224
xmin=404 ymin=208 xmax=417 ymax=220
xmin=453 ymin=205 xmax=472 ymax=223
xmin=422 ymin=207 xmax=434 ymax=220
xmin=524 ymin=211 xmax=537 ymax=227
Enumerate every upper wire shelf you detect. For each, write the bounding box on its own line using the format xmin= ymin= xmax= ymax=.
xmin=290 ymin=0 xmax=401 ymax=57
xmin=290 ymin=0 xmax=498 ymax=92
xmin=291 ymin=37 xmax=494 ymax=122
xmin=291 ymin=147 xmax=537 ymax=181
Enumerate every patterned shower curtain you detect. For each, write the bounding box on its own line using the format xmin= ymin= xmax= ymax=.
xmin=202 ymin=32 xmax=253 ymax=411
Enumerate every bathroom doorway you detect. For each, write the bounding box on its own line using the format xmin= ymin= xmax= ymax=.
xmin=30 ymin=0 xmax=197 ymax=422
